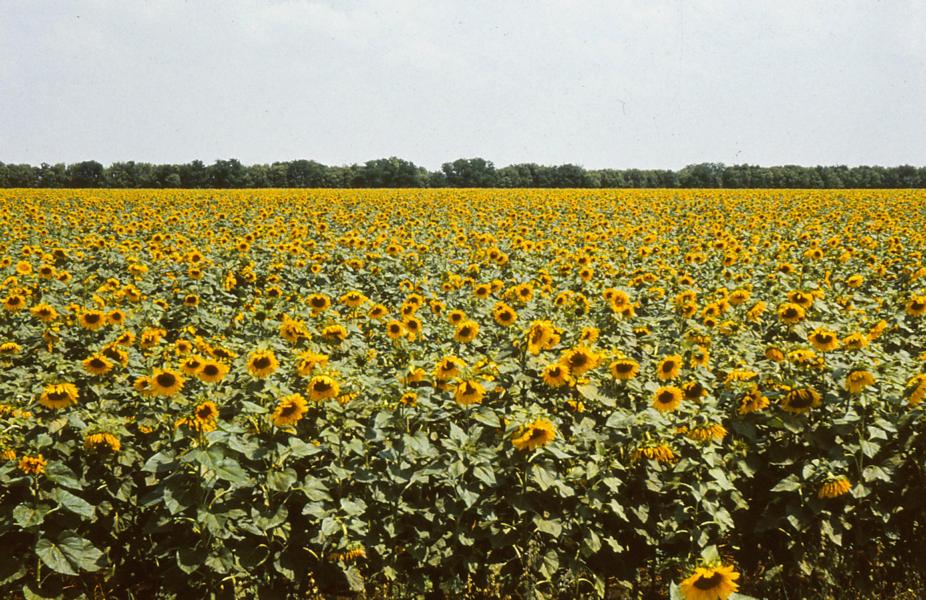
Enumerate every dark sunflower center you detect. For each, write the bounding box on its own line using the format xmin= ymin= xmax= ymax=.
xmin=528 ymin=428 xmax=546 ymax=441
xmin=85 ymin=314 xmax=100 ymax=323
xmin=48 ymin=391 xmax=69 ymax=401
xmin=616 ymin=362 xmax=633 ymax=373
xmin=202 ymin=364 xmax=219 ymax=376
xmin=783 ymin=308 xmax=798 ymax=317
xmin=314 ymin=381 xmax=332 ymax=393
xmin=156 ymin=373 xmax=177 ymax=387
xmin=912 ymin=300 xmax=925 ymax=310
xmin=90 ymin=358 xmax=106 ymax=369
xmin=789 ymin=390 xmax=814 ymax=408
xmin=311 ymin=298 xmax=326 ymax=308
xmin=657 ymin=390 xmax=675 ymax=404
xmin=253 ymin=357 xmax=271 ymax=369
xmin=459 ymin=326 xmax=472 ymax=337
xmin=279 ymin=403 xmax=298 ymax=417
xmin=661 ymin=361 xmax=675 ymax=373
xmin=196 ymin=407 xmax=214 ymax=419
xmin=693 ymin=572 xmax=724 ymax=590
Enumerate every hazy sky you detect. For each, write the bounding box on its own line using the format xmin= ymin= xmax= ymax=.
xmin=2 ymin=0 xmax=924 ymax=169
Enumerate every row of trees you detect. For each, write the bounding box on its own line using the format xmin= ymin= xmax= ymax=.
xmin=1 ymin=158 xmax=924 ymax=188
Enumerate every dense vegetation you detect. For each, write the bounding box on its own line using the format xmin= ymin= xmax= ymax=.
xmin=1 ymin=158 xmax=924 ymax=189
xmin=1 ymin=189 xmax=924 ymax=599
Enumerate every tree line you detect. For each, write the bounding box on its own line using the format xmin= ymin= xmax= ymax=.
xmin=0 ymin=158 xmax=924 ymax=188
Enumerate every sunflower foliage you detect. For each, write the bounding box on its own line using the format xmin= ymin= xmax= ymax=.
xmin=0 ymin=188 xmax=925 ymax=599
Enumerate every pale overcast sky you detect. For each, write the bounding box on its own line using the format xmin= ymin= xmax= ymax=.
xmin=1 ymin=0 xmax=924 ymax=169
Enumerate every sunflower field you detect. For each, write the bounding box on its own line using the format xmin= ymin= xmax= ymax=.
xmin=1 ymin=188 xmax=925 ymax=599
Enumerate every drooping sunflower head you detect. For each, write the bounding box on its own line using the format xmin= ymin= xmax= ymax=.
xmin=609 ymin=358 xmax=640 ymax=381
xmin=808 ymin=327 xmax=839 ymax=352
xmin=781 ymin=386 xmax=821 ymax=414
xmin=308 ymin=375 xmax=340 ymax=402
xmin=777 ymin=302 xmax=806 ymax=325
xmin=511 ymin=418 xmax=556 ymax=451
xmin=454 ymin=320 xmax=479 ymax=344
xmin=454 ymin=379 xmax=485 ymax=406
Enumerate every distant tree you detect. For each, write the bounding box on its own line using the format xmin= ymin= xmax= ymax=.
xmin=441 ymin=158 xmax=498 ymax=187
xmin=37 ymin=163 xmax=67 ymax=187
xmin=209 ymin=159 xmax=249 ymax=188
xmin=67 ymin=161 xmax=105 ymax=187
xmin=179 ymin=160 xmax=209 ymax=188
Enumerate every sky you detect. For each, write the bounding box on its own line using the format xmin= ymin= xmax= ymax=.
xmin=1 ymin=0 xmax=925 ymax=170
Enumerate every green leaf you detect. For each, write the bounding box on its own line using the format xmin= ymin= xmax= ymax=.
xmin=532 ymin=516 xmax=562 ymax=537
xmin=53 ymin=488 xmax=94 ymax=520
xmin=472 ymin=465 xmax=496 ymax=486
xmin=36 ymin=535 xmax=103 ymax=575
xmin=771 ymin=475 xmax=802 ymax=492
xmin=13 ymin=504 xmax=50 ymax=528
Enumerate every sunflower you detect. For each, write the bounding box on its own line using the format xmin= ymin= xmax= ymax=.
xmin=196 ymin=359 xmax=229 ymax=383
xmin=906 ymin=294 xmax=926 ymax=317
xmin=679 ymin=564 xmax=740 ymax=600
xmin=39 ymin=382 xmax=79 ymax=409
xmin=656 ymin=355 xmax=683 ymax=381
xmin=685 ymin=424 xmax=727 ymax=442
xmin=30 ymin=303 xmax=58 ymax=322
xmin=399 ymin=391 xmax=417 ymax=406
xmin=279 ymin=317 xmax=311 ymax=344
xmin=764 ymin=347 xmax=785 ymax=362
xmin=745 ymin=301 xmax=766 ymax=322
xmin=82 ymin=354 xmax=113 ymax=376
xmin=434 ymin=356 xmax=465 ymax=381
xmin=738 ymin=387 xmax=769 ymax=414
xmin=526 ymin=320 xmax=559 ymax=355
xmin=845 ymin=370 xmax=875 ymax=394
xmin=368 ymin=304 xmax=388 ymax=319
xmin=0 ymin=341 xmax=22 ymax=355
xmin=653 ymin=386 xmax=683 ymax=412
xmin=610 ymin=358 xmax=640 ymax=381
xmin=777 ymin=302 xmax=806 ymax=324
xmin=272 ymin=393 xmax=308 ymax=427
xmin=454 ymin=320 xmax=479 ymax=343
xmin=447 ymin=309 xmax=466 ymax=325
xmin=689 ymin=346 xmax=710 ymax=368
xmin=150 ymin=368 xmax=185 ymax=396
xmin=905 ymin=374 xmax=925 ymax=407
xmin=386 ymin=320 xmax=406 ymax=340
xmin=307 ymin=293 xmax=332 ymax=315
xmin=808 ymin=327 xmax=839 ymax=352
xmin=177 ymin=400 xmax=220 ymax=432
xmin=818 ymin=476 xmax=852 ymax=499
xmin=454 ymin=380 xmax=485 ymax=406
xmin=340 ymin=290 xmax=367 ymax=308
xmin=492 ymin=302 xmax=518 ymax=327
xmin=84 ymin=432 xmax=121 ymax=453
xmin=541 ymin=363 xmax=571 ymax=388
xmin=322 ymin=324 xmax=348 ymax=343
xmin=631 ymin=443 xmax=676 ymax=463
xmin=511 ymin=418 xmax=556 ymax=451
xmin=78 ymin=310 xmax=107 ymax=331
xmin=294 ymin=351 xmax=329 ymax=377
xmin=787 ymin=290 xmax=815 ymax=309
xmin=247 ymin=350 xmax=279 ymax=378
xmin=682 ymin=381 xmax=707 ymax=401
xmin=402 ymin=316 xmax=422 ymax=340
xmin=2 ymin=293 xmax=26 ymax=312
xmin=18 ymin=454 xmax=47 ymax=475
xmin=560 ymin=346 xmax=600 ymax=376
xmin=781 ymin=386 xmax=821 ymax=414
xmin=307 ymin=375 xmax=340 ymax=402
xmin=841 ymin=332 xmax=869 ymax=351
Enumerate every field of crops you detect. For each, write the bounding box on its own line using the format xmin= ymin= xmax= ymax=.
xmin=1 ymin=188 xmax=925 ymax=599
